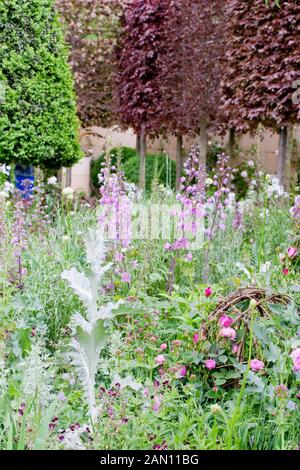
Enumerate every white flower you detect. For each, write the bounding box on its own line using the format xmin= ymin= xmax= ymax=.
xmin=47 ymin=176 xmax=57 ymax=186
xmin=3 ymin=181 xmax=14 ymax=195
xmin=241 ymin=171 xmax=248 ymax=178
xmin=0 ymin=191 xmax=7 ymax=201
xmin=205 ymin=178 xmax=213 ymax=186
xmin=247 ymin=160 xmax=255 ymax=168
xmin=62 ymin=186 xmax=74 ymax=197
xmin=0 ymin=164 xmax=10 ymax=176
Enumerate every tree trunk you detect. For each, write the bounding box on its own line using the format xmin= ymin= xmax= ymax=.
xmin=136 ymin=133 xmax=141 ymax=155
xmin=57 ymin=168 xmax=63 ymax=184
xmin=277 ymin=127 xmax=288 ymax=188
xmin=66 ymin=167 xmax=72 ymax=187
xmin=227 ymin=128 xmax=235 ymax=158
xmin=138 ymin=125 xmax=146 ymax=191
xmin=176 ymin=134 xmax=183 ymax=191
xmin=285 ymin=125 xmax=294 ymax=192
xmin=198 ymin=117 xmax=208 ymax=166
xmin=255 ymin=124 xmax=264 ymax=171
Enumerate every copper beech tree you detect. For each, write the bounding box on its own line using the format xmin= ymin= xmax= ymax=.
xmin=160 ymin=0 xmax=225 ymax=187
xmin=115 ymin=0 xmax=225 ymax=189
xmin=56 ymin=0 xmax=123 ymax=128
xmin=220 ymin=0 xmax=300 ymax=187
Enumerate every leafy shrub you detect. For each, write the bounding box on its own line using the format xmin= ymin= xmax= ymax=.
xmin=91 ymin=146 xmax=176 ymax=193
xmin=0 ymin=0 xmax=81 ymax=169
xmin=207 ymin=143 xmax=225 ymax=172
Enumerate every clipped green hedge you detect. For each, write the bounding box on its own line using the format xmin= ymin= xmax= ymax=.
xmin=91 ymin=147 xmax=176 ymax=193
xmin=0 ymin=0 xmax=82 ymax=169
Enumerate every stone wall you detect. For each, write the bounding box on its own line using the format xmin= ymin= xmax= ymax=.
xmin=67 ymin=126 xmax=300 ymax=194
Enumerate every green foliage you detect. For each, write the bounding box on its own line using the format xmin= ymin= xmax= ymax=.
xmin=0 ymin=0 xmax=82 ymax=169
xmin=91 ymin=146 xmax=176 ymax=193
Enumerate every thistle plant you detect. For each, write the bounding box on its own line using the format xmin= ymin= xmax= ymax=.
xmin=61 ymin=229 xmax=121 ymax=422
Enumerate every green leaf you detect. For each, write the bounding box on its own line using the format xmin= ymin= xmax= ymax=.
xmin=33 ymin=401 xmax=57 ymax=451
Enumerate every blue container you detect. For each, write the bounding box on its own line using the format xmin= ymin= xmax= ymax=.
xmin=15 ymin=164 xmax=35 ymax=197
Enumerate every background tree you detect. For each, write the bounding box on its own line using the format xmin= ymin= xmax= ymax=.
xmin=56 ymin=0 xmax=123 ymax=129
xmin=114 ymin=0 xmax=171 ymax=189
xmin=0 ymin=0 xmax=81 ymax=170
xmin=115 ymin=0 xmax=225 ymax=189
xmin=159 ymin=0 xmax=225 ymax=187
xmin=220 ymin=0 xmax=300 ymax=187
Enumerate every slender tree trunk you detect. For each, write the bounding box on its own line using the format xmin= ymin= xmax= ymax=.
xmin=176 ymin=134 xmax=183 ymax=191
xmin=285 ymin=125 xmax=294 ymax=192
xmin=198 ymin=117 xmax=208 ymax=166
xmin=136 ymin=133 xmax=141 ymax=155
xmin=57 ymin=168 xmax=63 ymax=184
xmin=255 ymin=124 xmax=264 ymax=171
xmin=66 ymin=167 xmax=72 ymax=187
xmin=277 ymin=127 xmax=288 ymax=188
xmin=227 ymin=128 xmax=235 ymax=159
xmin=139 ymin=125 xmax=146 ymax=191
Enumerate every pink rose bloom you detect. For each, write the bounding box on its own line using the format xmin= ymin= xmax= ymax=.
xmin=250 ymin=359 xmax=265 ymax=372
xmin=220 ymin=327 xmax=237 ymax=341
xmin=121 ymin=272 xmax=131 ymax=283
xmin=294 ymin=360 xmax=300 ymax=373
xmin=152 ymin=396 xmax=161 ymax=412
xmin=155 ymin=355 xmax=166 ymax=365
xmin=282 ymin=268 xmax=289 ymax=276
xmin=291 ymin=348 xmax=300 ymax=362
xmin=288 ymin=247 xmax=298 ymax=259
xmin=193 ymin=333 xmax=200 ymax=344
xmin=204 ymin=287 xmax=213 ymax=297
xmin=160 ymin=343 xmax=167 ymax=351
xmin=291 ymin=348 xmax=300 ymax=372
xmin=205 ymin=359 xmax=216 ymax=370
xmin=219 ymin=314 xmax=233 ymax=327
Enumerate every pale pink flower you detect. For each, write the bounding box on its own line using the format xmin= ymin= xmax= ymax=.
xmin=291 ymin=348 xmax=300 ymax=372
xmin=114 ymin=252 xmax=124 ymax=262
xmin=232 ymin=344 xmax=239 ymax=354
xmin=179 ymin=366 xmax=187 ymax=377
xmin=164 ymin=243 xmax=173 ymax=251
xmin=288 ymin=247 xmax=298 ymax=259
xmin=172 ymin=340 xmax=181 ymax=347
xmin=291 ymin=348 xmax=300 ymax=362
xmin=250 ymin=359 xmax=265 ymax=372
xmin=121 ymin=272 xmax=131 ymax=283
xmin=152 ymin=396 xmax=161 ymax=412
xmin=205 ymin=359 xmax=216 ymax=370
xmin=155 ymin=355 xmax=166 ymax=365
xmin=219 ymin=314 xmax=233 ymax=327
xmin=220 ymin=327 xmax=237 ymax=341
xmin=160 ymin=343 xmax=167 ymax=351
